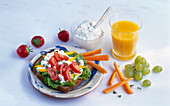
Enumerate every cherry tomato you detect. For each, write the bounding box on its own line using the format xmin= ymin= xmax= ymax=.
xmin=31 ymin=36 xmax=45 ymax=48
xmin=58 ymin=29 xmax=69 ymax=42
xmin=70 ymin=61 xmax=81 ymax=74
xmin=49 ymin=56 xmax=58 ymax=68
xmin=47 ymin=67 xmax=59 ymax=81
xmin=16 ymin=45 xmax=33 ymax=58
xmin=54 ymin=52 xmax=69 ymax=62
xmin=63 ymin=67 xmax=72 ymax=82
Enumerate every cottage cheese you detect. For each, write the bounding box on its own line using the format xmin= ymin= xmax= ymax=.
xmin=74 ymin=20 xmax=103 ymax=40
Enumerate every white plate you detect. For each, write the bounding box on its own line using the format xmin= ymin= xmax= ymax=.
xmin=27 ymin=45 xmax=104 ymax=98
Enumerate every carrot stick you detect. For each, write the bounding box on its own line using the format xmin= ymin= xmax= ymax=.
xmin=113 ymin=61 xmax=134 ymax=94
xmin=81 ymin=49 xmax=102 ymax=57
xmin=103 ymin=78 xmax=134 ymax=94
xmin=107 ymin=65 xmax=119 ymax=86
xmin=108 ymin=71 xmax=117 ymax=86
xmin=87 ymin=60 xmax=107 ymax=74
xmin=84 ymin=55 xmax=109 ymax=61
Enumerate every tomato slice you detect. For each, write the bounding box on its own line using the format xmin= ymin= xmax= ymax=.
xmin=62 ymin=64 xmax=69 ymax=73
xmin=54 ymin=52 xmax=61 ymax=62
xmin=47 ymin=67 xmax=59 ymax=81
xmin=70 ymin=61 xmax=81 ymax=74
xmin=59 ymin=54 xmax=69 ymax=61
xmin=59 ymin=64 xmax=65 ymax=75
xmin=49 ymin=56 xmax=58 ymax=68
xmin=63 ymin=67 xmax=72 ymax=82
xmin=54 ymin=52 xmax=69 ymax=62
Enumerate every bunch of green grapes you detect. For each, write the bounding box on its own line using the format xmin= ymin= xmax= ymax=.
xmin=124 ymin=55 xmax=162 ymax=87
xmin=125 ymin=55 xmax=150 ymax=81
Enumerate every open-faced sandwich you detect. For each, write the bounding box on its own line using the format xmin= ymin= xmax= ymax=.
xmin=32 ymin=49 xmax=94 ymax=93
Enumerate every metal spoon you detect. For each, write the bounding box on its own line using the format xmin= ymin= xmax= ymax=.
xmin=93 ymin=7 xmax=114 ymax=29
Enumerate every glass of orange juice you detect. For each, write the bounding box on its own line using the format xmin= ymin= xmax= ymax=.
xmin=109 ymin=13 xmax=142 ymax=61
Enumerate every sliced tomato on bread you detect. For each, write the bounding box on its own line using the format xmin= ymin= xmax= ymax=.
xmin=63 ymin=67 xmax=72 ymax=82
xmin=54 ymin=52 xmax=69 ymax=62
xmin=47 ymin=67 xmax=59 ymax=81
xmin=70 ymin=61 xmax=81 ymax=74
xmin=59 ymin=63 xmax=66 ymax=75
xmin=49 ymin=56 xmax=59 ymax=69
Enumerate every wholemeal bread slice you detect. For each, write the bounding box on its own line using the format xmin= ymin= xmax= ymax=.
xmin=32 ymin=52 xmax=93 ymax=93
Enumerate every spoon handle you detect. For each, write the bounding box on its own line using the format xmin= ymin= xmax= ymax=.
xmin=94 ymin=7 xmax=114 ymax=29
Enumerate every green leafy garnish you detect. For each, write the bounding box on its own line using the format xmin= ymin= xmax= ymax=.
xmin=60 ymin=80 xmax=76 ymax=86
xmin=70 ymin=70 xmax=74 ymax=74
xmin=137 ymin=87 xmax=142 ymax=90
xmin=76 ymin=54 xmax=87 ymax=65
xmin=130 ymin=84 xmax=134 ymax=87
xmin=68 ymin=52 xmax=78 ymax=57
xmin=118 ymin=95 xmax=122 ymax=98
xmin=36 ymin=62 xmax=41 ymax=65
xmin=78 ymin=67 xmax=91 ymax=80
xmin=42 ymin=72 xmax=49 ymax=76
xmin=56 ymin=70 xmax=60 ymax=74
xmin=113 ymin=91 xmax=117 ymax=94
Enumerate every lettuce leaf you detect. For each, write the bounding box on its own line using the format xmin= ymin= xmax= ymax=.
xmin=42 ymin=72 xmax=76 ymax=89
xmin=78 ymin=66 xmax=91 ymax=80
xmin=76 ymin=54 xmax=87 ymax=64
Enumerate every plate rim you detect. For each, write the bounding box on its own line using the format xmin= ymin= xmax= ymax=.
xmin=27 ymin=45 xmax=104 ymax=99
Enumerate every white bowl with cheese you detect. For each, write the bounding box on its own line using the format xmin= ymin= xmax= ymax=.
xmin=71 ymin=19 xmax=105 ymax=50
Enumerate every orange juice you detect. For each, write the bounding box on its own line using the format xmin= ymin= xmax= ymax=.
xmin=111 ymin=20 xmax=140 ymax=60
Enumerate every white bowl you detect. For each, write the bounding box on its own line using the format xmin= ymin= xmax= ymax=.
xmin=71 ymin=19 xmax=105 ymax=50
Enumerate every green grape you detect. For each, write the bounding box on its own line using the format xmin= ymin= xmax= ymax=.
xmin=125 ymin=64 xmax=133 ymax=71
xmin=138 ymin=57 xmax=146 ymax=64
xmin=134 ymin=72 xmax=143 ymax=81
xmin=135 ymin=55 xmax=142 ymax=65
xmin=142 ymin=67 xmax=150 ymax=75
xmin=153 ymin=66 xmax=162 ymax=73
xmin=143 ymin=79 xmax=151 ymax=87
xmin=143 ymin=62 xmax=150 ymax=68
xmin=125 ymin=69 xmax=135 ymax=78
xmin=135 ymin=63 xmax=143 ymax=71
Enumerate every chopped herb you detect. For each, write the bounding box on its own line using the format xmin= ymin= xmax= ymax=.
xmin=118 ymin=95 xmax=122 ymax=98
xmin=68 ymin=52 xmax=78 ymax=57
xmin=36 ymin=62 xmax=41 ymax=65
xmin=64 ymin=63 xmax=67 ymax=66
xmin=130 ymin=84 xmax=134 ymax=87
xmin=70 ymin=70 xmax=74 ymax=74
xmin=113 ymin=91 xmax=117 ymax=94
xmin=56 ymin=70 xmax=60 ymax=74
xmin=137 ymin=87 xmax=142 ymax=90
